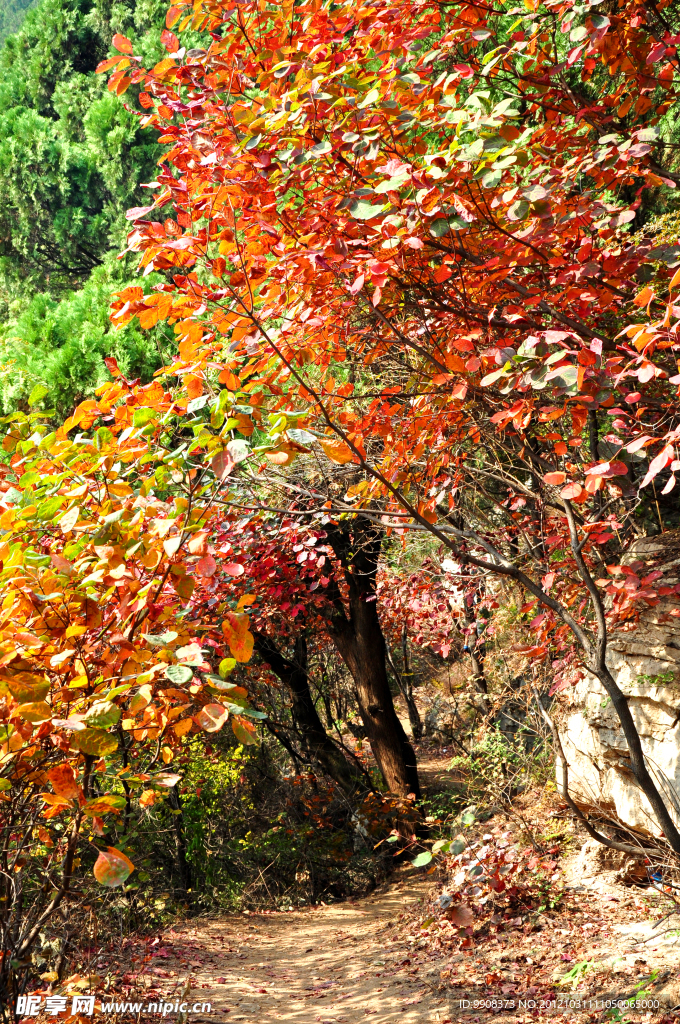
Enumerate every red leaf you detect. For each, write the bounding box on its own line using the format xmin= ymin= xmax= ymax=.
xmin=642 ymin=444 xmax=674 ymax=488
xmin=196 ymin=555 xmax=217 ymax=577
xmin=560 ymin=482 xmax=583 ymax=500
xmin=224 ymin=563 xmax=245 ymax=577
xmin=212 ymin=450 xmax=234 ymax=480
xmin=543 ymin=471 xmax=566 ymax=485
xmin=161 ymin=29 xmax=180 ymax=52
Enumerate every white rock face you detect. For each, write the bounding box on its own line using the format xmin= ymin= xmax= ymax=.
xmin=558 ymin=535 xmax=680 ymax=836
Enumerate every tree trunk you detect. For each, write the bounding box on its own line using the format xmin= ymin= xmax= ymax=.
xmin=254 ymin=632 xmax=369 ymax=798
xmin=462 ymin=591 xmax=489 ymax=702
xmin=324 ymin=523 xmax=421 ymax=800
xmin=168 ymin=786 xmax=191 ymax=894
xmin=385 ymin=632 xmax=423 ymax=741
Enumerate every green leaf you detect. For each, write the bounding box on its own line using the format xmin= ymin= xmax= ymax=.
xmin=481 ymin=170 xmax=502 ymax=189
xmin=143 ymin=631 xmax=178 ymax=648
xmin=219 ymin=657 xmax=236 ymax=678
xmin=28 ymin=384 xmax=49 ymax=407
xmin=524 ymin=185 xmax=548 ymax=203
xmin=357 ymin=87 xmax=380 ymax=109
xmin=411 ymin=851 xmax=433 ymax=868
xmin=507 ymin=200 xmax=530 ymax=221
xmin=551 ymin=366 xmax=578 ymax=391
xmin=37 ymin=496 xmax=65 ymax=522
xmin=83 ymin=701 xmax=121 ymax=729
xmin=349 ymin=199 xmax=387 ymax=220
xmin=461 ymin=809 xmax=476 ymax=826
xmin=133 ymin=407 xmax=157 ymax=428
xmin=164 ymin=664 xmax=194 ymax=685
xmin=480 ymin=368 xmax=506 ymax=386
xmin=429 ymin=217 xmax=451 ymax=237
xmin=187 ymin=396 xmax=209 ymax=414
xmin=450 ymin=837 xmax=466 ymax=855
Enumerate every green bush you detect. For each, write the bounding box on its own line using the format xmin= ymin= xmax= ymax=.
xmin=0 ymin=256 xmax=170 ymax=416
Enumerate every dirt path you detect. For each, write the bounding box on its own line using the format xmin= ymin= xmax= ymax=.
xmin=157 ymin=871 xmax=452 ymax=1023
xmin=112 ymin=760 xmax=680 ymax=1024
xmin=140 ymin=864 xmax=680 ymax=1024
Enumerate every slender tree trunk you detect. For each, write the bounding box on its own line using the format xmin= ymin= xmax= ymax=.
xmin=324 ymin=524 xmax=421 ymax=800
xmin=462 ymin=596 xmax=488 ymax=698
xmin=168 ymin=785 xmax=191 ymax=894
xmin=385 ymin=633 xmax=423 ymax=741
xmin=254 ymin=632 xmax=369 ymax=797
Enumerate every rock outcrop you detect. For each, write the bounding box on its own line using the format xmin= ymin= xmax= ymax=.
xmin=559 ymin=533 xmax=680 ymax=836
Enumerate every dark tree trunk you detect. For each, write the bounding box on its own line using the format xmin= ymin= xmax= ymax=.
xmin=254 ymin=632 xmax=369 ymax=797
xmin=168 ymin=786 xmax=191 ymax=894
xmin=324 ymin=523 xmax=421 ymax=800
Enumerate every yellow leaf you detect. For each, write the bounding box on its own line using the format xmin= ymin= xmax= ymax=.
xmin=16 ymin=701 xmax=52 ymax=723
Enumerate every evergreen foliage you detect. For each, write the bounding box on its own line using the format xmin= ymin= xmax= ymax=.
xmin=0 ymin=0 xmax=166 ymax=304
xmin=0 ymin=0 xmax=169 ymax=414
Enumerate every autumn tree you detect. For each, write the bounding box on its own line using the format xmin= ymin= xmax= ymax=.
xmin=103 ymin=0 xmax=680 ymax=853
xmin=0 ymin=364 xmax=261 ymax=1014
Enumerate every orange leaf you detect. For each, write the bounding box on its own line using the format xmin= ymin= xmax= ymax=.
xmin=218 ymin=370 xmax=241 ymax=390
xmin=94 ymin=847 xmax=134 ymax=887
xmin=96 ymin=56 xmax=125 ymax=74
xmin=188 ymin=531 xmax=209 ymax=555
xmin=161 ymin=28 xmax=179 ymax=52
xmin=543 ymin=471 xmax=566 ymax=485
xmin=222 ymin=613 xmax=254 ymax=663
xmin=670 ymin=267 xmax=680 ymax=293
xmin=212 ymin=450 xmax=234 ymax=480
xmin=196 ymin=703 xmax=229 ymax=732
xmin=112 ymin=33 xmax=134 ymax=54
xmin=166 ymin=4 xmax=183 ymax=27
xmin=232 ymin=717 xmax=258 ymax=745
xmin=560 ymin=482 xmax=583 ymax=500
xmin=185 ymin=374 xmax=204 ymax=400
xmin=633 ymin=285 xmax=654 ymax=307
xmin=319 ymin=439 xmax=354 ymax=464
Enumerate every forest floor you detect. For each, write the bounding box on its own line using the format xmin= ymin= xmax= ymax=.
xmin=104 ymin=749 xmax=680 ymax=1024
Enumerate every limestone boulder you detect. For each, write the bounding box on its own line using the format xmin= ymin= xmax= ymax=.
xmin=559 ymin=534 xmax=680 ymax=836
